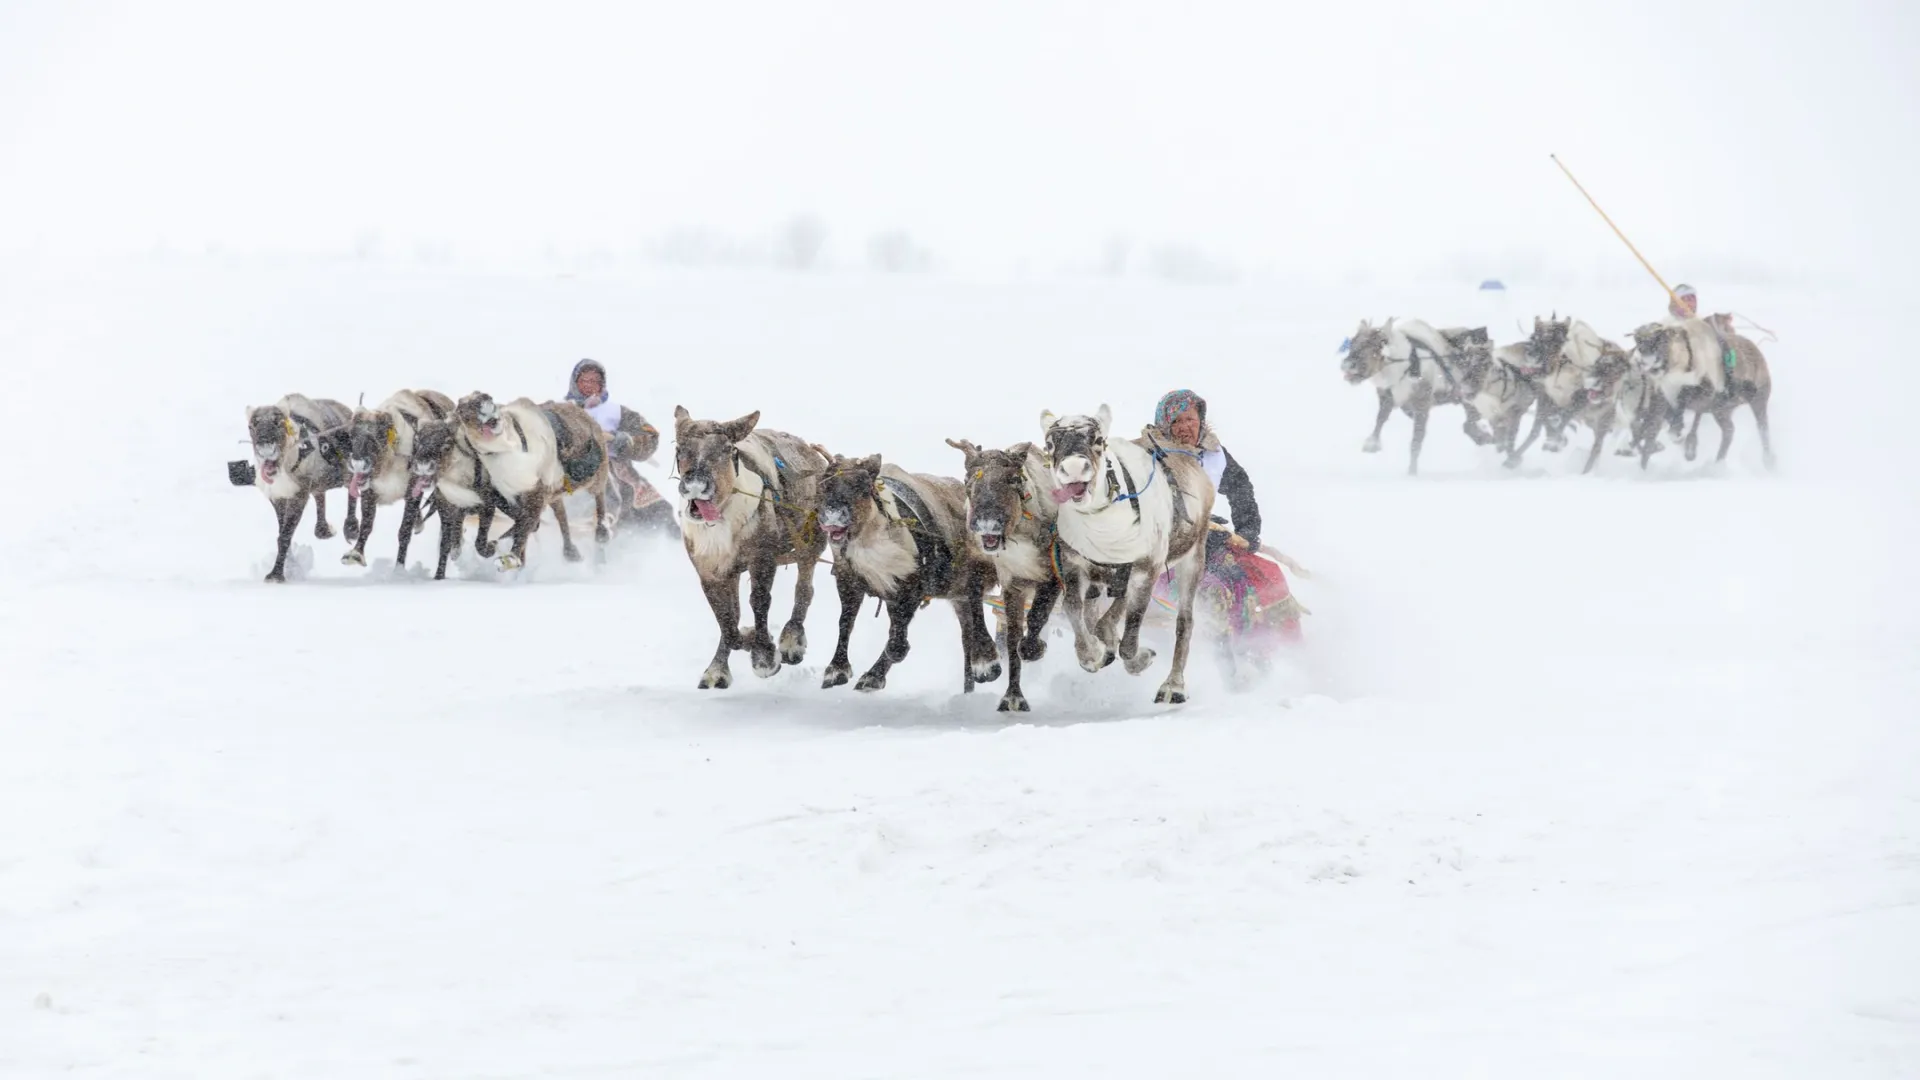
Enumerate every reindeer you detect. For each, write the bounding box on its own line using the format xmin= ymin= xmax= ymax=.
xmin=454 ymin=393 xmax=612 ymax=569
xmin=944 ymin=438 xmax=1064 ymax=713
xmin=242 ymin=394 xmax=356 ymax=582
xmin=1340 ymin=317 xmax=1490 ymax=475
xmin=407 ymin=418 xmax=520 ymax=579
xmin=1631 ymin=316 xmax=1775 ymax=469
xmin=807 ymin=452 xmax=1000 ymax=695
xmin=1454 ymin=342 xmax=1545 ymax=466
xmin=339 ymin=389 xmax=454 ymax=568
xmin=1561 ymin=342 xmax=1655 ymax=474
xmin=1508 ymin=314 xmax=1613 ymax=465
xmin=1630 ymin=316 xmax=1730 ymax=444
xmin=671 ymin=406 xmax=829 ymax=689
xmin=1039 ymin=405 xmax=1216 ymax=705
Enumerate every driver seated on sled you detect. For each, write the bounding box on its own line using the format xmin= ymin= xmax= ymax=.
xmin=1150 ymin=389 xmax=1262 ymax=570
xmin=565 ymin=358 xmax=666 ymax=514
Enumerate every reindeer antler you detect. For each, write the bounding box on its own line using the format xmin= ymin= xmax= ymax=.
xmin=945 ymin=437 xmax=981 ymax=458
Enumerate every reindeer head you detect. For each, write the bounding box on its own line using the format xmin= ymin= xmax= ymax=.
xmin=1628 ymin=323 xmax=1672 ymax=374
xmin=947 ymin=438 xmax=1037 ymax=554
xmin=1525 ymin=314 xmax=1571 ymax=373
xmin=454 ymin=391 xmax=511 ymax=446
xmin=344 ymin=408 xmax=395 ymax=497
xmin=811 ymin=452 xmax=885 ymax=549
xmin=1582 ymin=345 xmax=1634 ymax=406
xmin=671 ymin=405 xmax=760 ymax=525
xmin=1040 ymin=405 xmax=1111 ymax=508
xmin=245 ymin=405 xmax=296 ymax=484
xmin=1342 ymin=320 xmax=1387 ymax=383
xmin=408 ymin=419 xmax=460 ymax=501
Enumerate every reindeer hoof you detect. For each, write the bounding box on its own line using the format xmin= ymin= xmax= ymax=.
xmin=1123 ymin=647 xmax=1157 ymax=675
xmin=1019 ymin=636 xmax=1048 ymax=662
xmin=698 ymin=665 xmax=732 ymax=690
xmin=779 ymin=627 xmax=807 ymax=665
xmin=475 ymin=539 xmax=497 ymax=558
xmin=997 ymin=691 xmax=1030 ymax=713
xmin=1154 ymin=685 xmax=1187 ymax=705
xmin=1361 ymin=437 xmax=1382 ymax=453
xmin=264 ymin=570 xmax=286 ymax=584
xmin=314 ymin=521 xmax=334 ymax=540
xmin=855 ymin=672 xmax=887 ymax=693
xmin=751 ymin=648 xmax=780 ymax=678
xmin=344 ymin=520 xmax=360 ymax=543
xmin=821 ymin=664 xmax=851 ymax=689
xmin=971 ymin=659 xmax=1003 ymax=683
xmin=341 ymin=549 xmax=366 ymax=567
xmin=497 ymin=553 xmax=523 ymax=571
xmin=562 ymin=545 xmax=583 ymax=563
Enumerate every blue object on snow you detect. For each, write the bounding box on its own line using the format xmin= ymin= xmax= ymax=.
xmin=1338 ymin=336 xmax=1351 ymax=354
xmin=1478 ymin=279 xmax=1507 ymax=291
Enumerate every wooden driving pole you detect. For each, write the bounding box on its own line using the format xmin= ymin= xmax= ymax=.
xmin=1550 ymin=153 xmax=1681 ymax=310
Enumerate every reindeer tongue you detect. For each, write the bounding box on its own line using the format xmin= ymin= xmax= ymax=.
xmin=1052 ymin=482 xmax=1087 ymax=504
xmin=348 ymin=472 xmax=366 ymax=500
xmin=692 ymin=499 xmax=721 ymax=523
xmin=409 ymin=474 xmax=433 ymax=500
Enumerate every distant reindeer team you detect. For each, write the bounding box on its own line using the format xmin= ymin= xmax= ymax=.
xmin=238 ymin=388 xmax=665 ymax=583
xmin=1339 ymin=309 xmax=1775 ymax=476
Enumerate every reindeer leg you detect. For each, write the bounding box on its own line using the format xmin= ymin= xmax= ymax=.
xmin=1508 ymin=400 xmax=1546 ymax=468
xmin=499 ymin=490 xmax=543 ymax=571
xmin=822 ymin=565 xmax=863 ymax=689
xmin=697 ymin=572 xmax=743 ymax=689
xmin=342 ymin=490 xmax=376 ymax=566
xmin=394 ymin=495 xmax=421 ymax=570
xmin=1407 ymin=400 xmax=1430 ymax=476
xmin=1059 ymin=561 xmax=1113 ymax=673
xmin=312 ymin=491 xmax=334 ymax=539
xmin=1713 ymin=405 xmax=1736 ymax=463
xmin=343 ymin=491 xmax=361 ymax=544
xmin=780 ymin=543 xmax=817 ymax=666
xmin=1583 ymin=415 xmax=1610 ymax=475
xmin=593 ymin=483 xmax=611 ymax=545
xmin=473 ymin=493 xmax=501 ymax=558
xmin=433 ymin=497 xmax=461 ymax=580
xmin=1751 ymin=390 xmax=1776 ymax=470
xmin=1461 ymin=402 xmax=1492 ymax=445
xmin=1116 ymin=560 xmax=1159 ymax=676
xmin=265 ymin=496 xmax=304 ymax=583
xmin=1684 ymin=409 xmax=1705 ymax=462
xmin=548 ymin=495 xmax=583 ymax=562
xmin=746 ymin=554 xmax=781 ymax=678
xmin=856 ymin=593 xmax=920 ymax=692
xmin=1363 ymin=388 xmax=1392 ymax=453
xmin=1021 ymin=575 xmax=1060 ymax=662
xmin=998 ymin=579 xmax=1033 ymax=712
xmin=962 ymin=563 xmax=1001 ymax=684
xmin=1155 ymin=548 xmax=1205 ymax=705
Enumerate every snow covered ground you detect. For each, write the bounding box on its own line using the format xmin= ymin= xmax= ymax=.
xmin=3 ymin=256 xmax=1916 ymax=1077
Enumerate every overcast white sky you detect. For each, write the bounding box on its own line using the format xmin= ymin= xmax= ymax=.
xmin=1 ymin=0 xmax=1914 ymax=280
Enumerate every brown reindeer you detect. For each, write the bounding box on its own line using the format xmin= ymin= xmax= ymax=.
xmin=407 ymin=418 xmax=520 ymax=580
xmin=454 ymin=393 xmax=613 ymax=569
xmin=671 ymin=406 xmax=828 ymax=689
xmin=944 ymin=438 xmax=1063 ymax=712
xmin=1630 ymin=316 xmax=1775 ymax=469
xmin=340 ymin=389 xmax=454 ymax=568
xmin=242 ymin=394 xmax=356 ymax=582
xmin=809 ymin=451 xmax=1001 ymax=695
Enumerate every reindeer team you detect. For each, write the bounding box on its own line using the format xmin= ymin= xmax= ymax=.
xmin=237 ymin=302 xmax=1775 ymax=712
xmin=1341 ymin=309 xmax=1775 ymax=476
